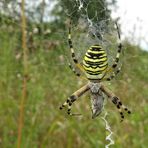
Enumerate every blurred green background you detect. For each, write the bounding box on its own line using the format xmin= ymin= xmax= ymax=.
xmin=0 ymin=0 xmax=148 ymax=148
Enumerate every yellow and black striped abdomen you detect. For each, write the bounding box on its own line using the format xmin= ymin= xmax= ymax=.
xmin=83 ymin=45 xmax=108 ymax=80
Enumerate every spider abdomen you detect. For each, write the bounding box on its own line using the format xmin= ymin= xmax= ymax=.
xmin=83 ymin=45 xmax=108 ymax=80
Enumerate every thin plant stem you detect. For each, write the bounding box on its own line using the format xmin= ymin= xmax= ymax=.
xmin=17 ymin=0 xmax=28 ymax=147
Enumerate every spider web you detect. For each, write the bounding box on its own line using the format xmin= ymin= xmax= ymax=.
xmin=0 ymin=1 xmax=119 ymax=147
xmin=59 ymin=0 xmax=122 ymax=69
xmin=59 ymin=0 xmax=120 ymax=147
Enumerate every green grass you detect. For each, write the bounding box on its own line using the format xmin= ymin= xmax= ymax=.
xmin=0 ymin=26 xmax=148 ymax=148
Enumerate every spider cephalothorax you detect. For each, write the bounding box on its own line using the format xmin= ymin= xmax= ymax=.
xmin=59 ymin=21 xmax=131 ymax=121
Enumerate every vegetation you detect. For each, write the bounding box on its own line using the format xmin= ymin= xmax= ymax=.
xmin=0 ymin=0 xmax=148 ymax=148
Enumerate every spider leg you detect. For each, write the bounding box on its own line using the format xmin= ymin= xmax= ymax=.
xmin=111 ymin=96 xmax=131 ymax=121
xmin=105 ymin=22 xmax=123 ymax=75
xmin=100 ymin=84 xmax=131 ymax=121
xmin=68 ymin=62 xmax=87 ymax=80
xmin=112 ymin=22 xmax=122 ymax=69
xmin=103 ymin=66 xmax=121 ymax=81
xmin=59 ymin=84 xmax=90 ymax=115
xmin=68 ymin=21 xmax=85 ymax=73
xmin=68 ymin=62 xmax=81 ymax=77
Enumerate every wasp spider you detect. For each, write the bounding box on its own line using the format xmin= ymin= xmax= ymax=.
xmin=59 ymin=21 xmax=131 ymax=121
